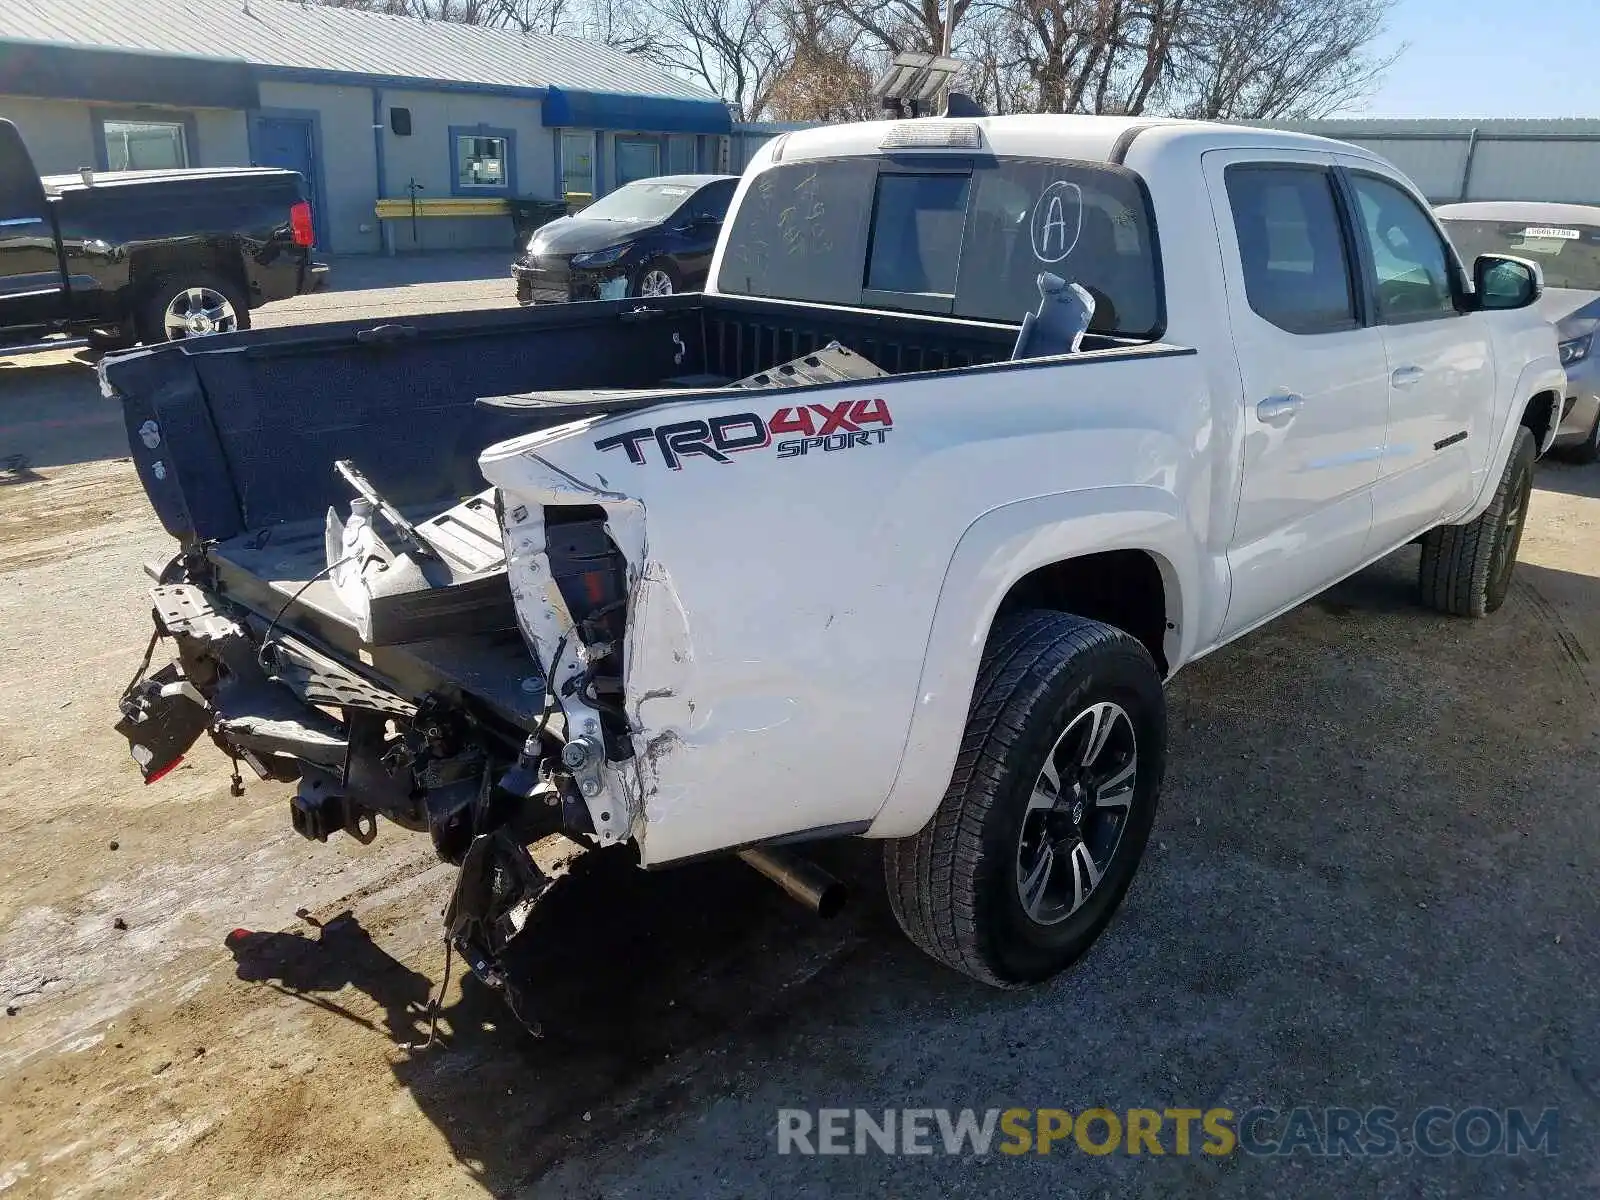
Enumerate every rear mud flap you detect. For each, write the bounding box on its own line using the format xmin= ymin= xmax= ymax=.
xmin=116 ymin=662 xmax=211 ymax=783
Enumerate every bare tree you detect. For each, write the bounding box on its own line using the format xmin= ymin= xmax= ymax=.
xmin=763 ymin=0 xmax=879 ymax=120
xmin=621 ymin=0 xmax=788 ymax=119
xmin=1177 ymin=0 xmax=1400 ymax=119
xmin=580 ymin=0 xmax=658 ymax=51
xmin=975 ymin=0 xmax=1397 ymax=118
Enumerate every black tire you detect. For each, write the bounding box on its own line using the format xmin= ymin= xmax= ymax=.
xmin=884 ymin=610 xmax=1166 ymax=988
xmin=1418 ymin=426 xmax=1536 ymax=617
xmin=630 ymin=259 xmax=681 ymax=299
xmin=135 ymin=270 xmax=250 ymax=345
xmin=1565 ymin=406 xmax=1600 ymax=465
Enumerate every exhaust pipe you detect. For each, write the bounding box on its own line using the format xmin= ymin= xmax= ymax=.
xmin=738 ymin=846 xmax=846 ymax=919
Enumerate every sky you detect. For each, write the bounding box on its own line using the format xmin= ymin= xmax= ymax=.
xmin=1349 ymin=0 xmax=1600 ymax=118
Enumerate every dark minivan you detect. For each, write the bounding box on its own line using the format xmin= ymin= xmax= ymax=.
xmin=513 ymin=174 xmax=736 ymax=304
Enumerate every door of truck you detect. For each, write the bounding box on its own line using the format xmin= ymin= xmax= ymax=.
xmin=1336 ymin=158 xmax=1495 ymax=546
xmin=0 ymin=120 xmax=67 ymax=332
xmin=1203 ymin=150 xmax=1392 ymax=638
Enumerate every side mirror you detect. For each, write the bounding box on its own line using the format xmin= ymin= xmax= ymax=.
xmin=1474 ymin=253 xmax=1542 ymax=311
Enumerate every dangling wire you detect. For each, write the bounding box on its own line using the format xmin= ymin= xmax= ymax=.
xmin=256 ymin=553 xmax=356 ymax=674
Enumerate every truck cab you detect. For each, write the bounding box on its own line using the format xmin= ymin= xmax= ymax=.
xmin=0 ymin=118 xmax=67 ymax=338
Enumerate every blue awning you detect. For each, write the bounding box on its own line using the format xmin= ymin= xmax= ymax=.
xmin=542 ymin=87 xmax=732 ymax=135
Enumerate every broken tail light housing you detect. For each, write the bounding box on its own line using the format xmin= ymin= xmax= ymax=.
xmin=290 ymin=201 xmax=315 ymax=248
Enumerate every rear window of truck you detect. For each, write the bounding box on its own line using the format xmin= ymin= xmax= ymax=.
xmin=717 ymin=156 xmax=1162 ymax=339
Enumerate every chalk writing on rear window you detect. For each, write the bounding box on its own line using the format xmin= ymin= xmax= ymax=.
xmin=1031 ymin=181 xmax=1084 ymax=263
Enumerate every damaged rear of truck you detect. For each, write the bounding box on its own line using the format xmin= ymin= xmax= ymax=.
xmin=114 ymin=113 xmax=1549 ymax=1013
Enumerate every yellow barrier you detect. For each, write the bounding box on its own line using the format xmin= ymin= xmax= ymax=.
xmin=374 ymin=197 xmax=511 ymax=220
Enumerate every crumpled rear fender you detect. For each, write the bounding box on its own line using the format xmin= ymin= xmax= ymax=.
xmin=867 ymin=485 xmax=1197 ymax=840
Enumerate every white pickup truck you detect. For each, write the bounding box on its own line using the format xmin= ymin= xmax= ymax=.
xmin=110 ymin=115 xmax=1562 ymax=1008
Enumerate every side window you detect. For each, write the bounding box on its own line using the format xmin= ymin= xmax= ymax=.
xmin=1350 ymin=174 xmax=1458 ymax=321
xmin=1225 ymin=166 xmax=1358 ymax=335
xmin=687 ymin=180 xmax=735 ymax=223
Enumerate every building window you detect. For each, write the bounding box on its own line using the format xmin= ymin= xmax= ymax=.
xmin=561 ymin=131 xmax=594 ymax=199
xmin=103 ymin=119 xmax=188 ymax=170
xmin=456 ymin=134 xmax=508 ymax=188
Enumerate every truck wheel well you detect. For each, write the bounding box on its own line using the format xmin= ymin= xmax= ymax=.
xmin=995 ymin=550 xmax=1170 ymax=675
xmin=1522 ymin=390 xmax=1561 ymax=449
xmin=128 ymin=242 xmax=248 ymax=305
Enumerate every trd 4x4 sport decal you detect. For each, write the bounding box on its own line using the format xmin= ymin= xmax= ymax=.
xmin=594 ymin=398 xmax=894 ymax=470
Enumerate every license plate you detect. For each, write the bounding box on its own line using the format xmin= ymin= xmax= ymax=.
xmin=1522 ymin=226 xmax=1580 ymax=240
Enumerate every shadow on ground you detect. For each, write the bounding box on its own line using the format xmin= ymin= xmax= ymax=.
xmin=314 ymin=251 xmax=517 ymax=293
xmin=222 ymin=839 xmax=907 ymax=1194
xmin=1534 ymin=457 xmax=1600 ymax=500
xmin=0 ymin=356 xmax=125 ymax=471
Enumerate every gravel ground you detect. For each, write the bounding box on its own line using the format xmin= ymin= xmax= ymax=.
xmin=1 ymin=266 xmax=1599 ymax=1198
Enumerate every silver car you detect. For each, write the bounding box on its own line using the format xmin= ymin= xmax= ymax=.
xmin=1437 ymin=201 xmax=1600 ymax=462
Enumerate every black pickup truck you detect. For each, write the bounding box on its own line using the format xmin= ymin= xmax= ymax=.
xmin=0 ymin=118 xmax=327 ymax=354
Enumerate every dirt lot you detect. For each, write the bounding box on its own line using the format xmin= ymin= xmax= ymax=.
xmin=2 ymin=273 xmax=1599 ymax=1197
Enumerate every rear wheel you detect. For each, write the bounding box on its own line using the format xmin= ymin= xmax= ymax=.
xmin=1419 ymin=425 xmax=1535 ymax=617
xmin=136 ymin=271 xmax=250 ymax=344
xmin=884 ymin=610 xmax=1166 ymax=987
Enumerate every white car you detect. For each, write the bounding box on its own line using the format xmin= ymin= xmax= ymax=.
xmin=113 ymin=114 xmax=1562 ymax=1010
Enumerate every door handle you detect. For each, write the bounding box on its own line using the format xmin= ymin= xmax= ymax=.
xmin=1257 ymin=394 xmax=1304 ymax=423
xmin=1391 ymin=365 xmax=1425 ymax=388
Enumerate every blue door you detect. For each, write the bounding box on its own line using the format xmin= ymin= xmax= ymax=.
xmin=253 ymin=116 xmax=319 ymax=245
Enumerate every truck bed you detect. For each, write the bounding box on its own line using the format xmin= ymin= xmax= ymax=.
xmin=103 ymin=292 xmax=1045 ymax=545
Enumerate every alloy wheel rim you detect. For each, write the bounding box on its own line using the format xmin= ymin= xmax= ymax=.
xmin=1015 ymin=700 xmax=1138 ymax=926
xmin=163 ymin=287 xmax=238 ymax=339
xmin=640 ymin=269 xmax=674 ymax=297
